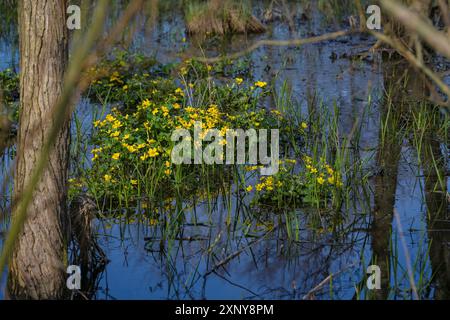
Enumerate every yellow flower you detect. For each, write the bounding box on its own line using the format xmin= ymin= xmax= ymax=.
xmin=317 ymin=177 xmax=325 ymax=185
xmin=152 ymin=108 xmax=159 ymax=115
xmin=123 ymin=134 xmax=130 ymax=140
xmin=112 ymin=120 xmax=122 ymax=129
xmin=109 ymin=71 xmax=122 ymax=83
xmin=110 ymin=131 xmax=120 ymax=138
xmin=271 ymin=110 xmax=282 ymax=116
xmin=173 ymin=103 xmax=181 ymax=109
xmin=105 ymin=114 xmax=116 ymax=122
xmin=131 ymin=179 xmax=138 ymax=185
xmin=246 ymin=185 xmax=253 ymax=192
xmin=112 ymin=153 xmax=120 ymax=160
xmin=301 ymin=122 xmax=308 ymax=129
xmin=235 ymin=77 xmax=244 ymax=85
xmin=328 ymin=176 xmax=335 ymax=184
xmin=256 ymin=183 xmax=264 ymax=191
xmin=142 ymin=99 xmax=151 ymax=109
xmin=92 ymin=154 xmax=99 ymax=161
xmin=123 ymin=85 xmax=128 ymax=91
xmin=165 ymin=161 xmax=171 ymax=168
xmin=147 ymin=148 xmax=159 ymax=158
xmin=326 ymin=166 xmax=334 ymax=175
xmin=104 ymin=174 xmax=112 ymax=182
xmin=161 ymin=106 xmax=169 ymax=117
xmin=255 ymin=81 xmax=267 ymax=88
xmin=164 ymin=169 xmax=171 ymax=175
xmin=123 ymin=143 xmax=137 ymax=153
xmin=185 ymin=106 xmax=196 ymax=113
xmin=175 ymin=88 xmax=184 ymax=96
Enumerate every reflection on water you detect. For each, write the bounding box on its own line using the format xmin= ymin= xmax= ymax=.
xmin=0 ymin=1 xmax=449 ymax=300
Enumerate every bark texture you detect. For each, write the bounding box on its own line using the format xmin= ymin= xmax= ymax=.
xmin=7 ymin=0 xmax=69 ymax=299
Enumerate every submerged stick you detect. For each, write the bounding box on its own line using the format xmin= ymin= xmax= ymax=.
xmin=379 ymin=0 xmax=450 ymax=60
xmin=393 ymin=208 xmax=419 ymax=300
xmin=192 ymin=30 xmax=354 ymax=63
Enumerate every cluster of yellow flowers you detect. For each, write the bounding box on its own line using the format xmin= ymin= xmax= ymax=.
xmin=109 ymin=71 xmax=123 ymax=84
xmin=303 ymin=156 xmax=343 ymax=187
xmin=254 ymin=81 xmax=267 ymax=88
xmin=255 ymin=176 xmax=283 ymax=192
xmin=91 ymin=80 xmax=283 ymax=188
xmin=140 ymin=147 xmax=159 ymax=161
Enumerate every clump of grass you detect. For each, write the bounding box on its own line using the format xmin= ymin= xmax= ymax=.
xmin=85 ymin=50 xmax=175 ymax=108
xmin=247 ymin=156 xmax=343 ymax=211
xmin=82 ymin=75 xmax=283 ymax=211
xmin=185 ymin=0 xmax=266 ymax=35
xmin=317 ymin=0 xmax=360 ymax=18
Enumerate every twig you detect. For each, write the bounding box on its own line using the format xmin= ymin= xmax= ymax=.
xmin=393 ymin=208 xmax=419 ymax=300
xmin=192 ymin=30 xmax=354 ymax=63
xmin=370 ymin=31 xmax=450 ymax=108
xmin=0 ymin=0 xmax=144 ymax=281
xmin=379 ymin=0 xmax=450 ymax=60
xmin=302 ymin=263 xmax=356 ymax=300
xmin=204 ymin=228 xmax=275 ymax=276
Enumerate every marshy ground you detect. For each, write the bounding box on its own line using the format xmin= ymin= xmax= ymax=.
xmin=0 ymin=0 xmax=449 ymax=300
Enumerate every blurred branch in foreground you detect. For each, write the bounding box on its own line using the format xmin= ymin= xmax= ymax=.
xmin=0 ymin=0 xmax=144 ymax=299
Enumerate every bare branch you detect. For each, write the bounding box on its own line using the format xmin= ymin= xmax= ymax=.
xmin=192 ymin=30 xmax=355 ymax=63
xmin=379 ymin=0 xmax=450 ymax=60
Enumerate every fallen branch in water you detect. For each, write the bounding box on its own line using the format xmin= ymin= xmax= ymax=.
xmin=188 ymin=25 xmax=448 ymax=109
xmin=302 ymin=263 xmax=356 ymax=300
xmin=370 ymin=31 xmax=450 ymax=109
xmin=379 ymin=0 xmax=450 ymax=60
xmin=192 ymin=30 xmax=355 ymax=63
xmin=0 ymin=0 xmax=145 ymax=282
xmin=204 ymin=227 xmax=275 ymax=277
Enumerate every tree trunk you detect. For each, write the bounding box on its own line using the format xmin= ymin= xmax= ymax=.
xmin=7 ymin=0 xmax=69 ymax=299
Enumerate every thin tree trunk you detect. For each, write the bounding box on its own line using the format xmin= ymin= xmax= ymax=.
xmin=7 ymin=0 xmax=69 ymax=299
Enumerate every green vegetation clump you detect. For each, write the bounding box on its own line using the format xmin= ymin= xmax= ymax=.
xmin=84 ymin=77 xmax=285 ymax=205
xmin=0 ymin=68 xmax=19 ymax=122
xmin=185 ymin=0 xmax=266 ymax=35
xmin=86 ymin=50 xmax=177 ymax=108
xmin=72 ymin=52 xmax=345 ymax=220
xmin=248 ymin=155 xmax=343 ymax=210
